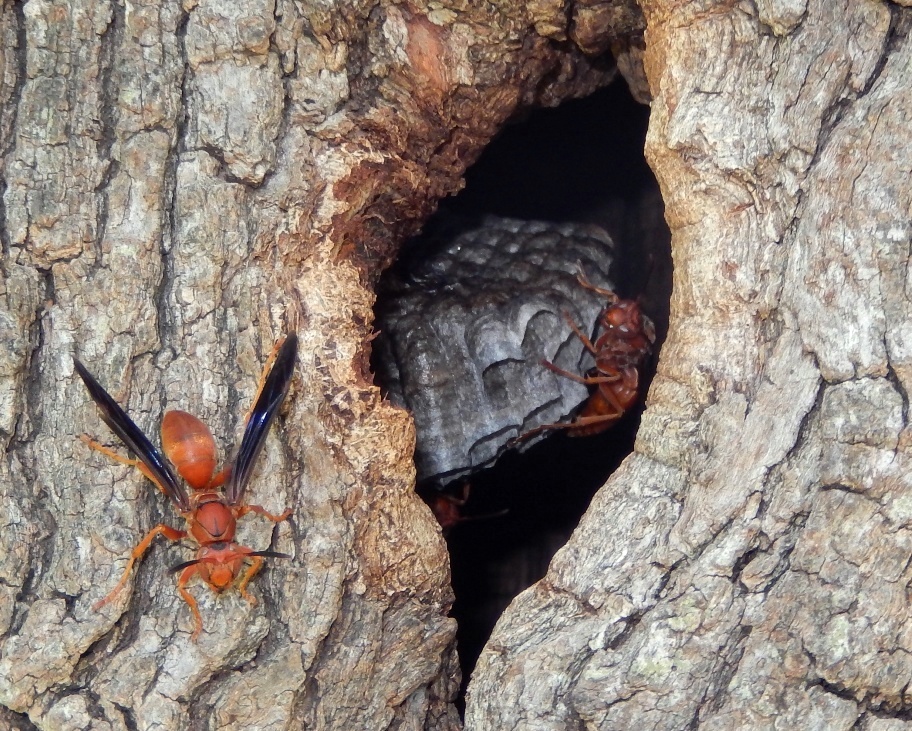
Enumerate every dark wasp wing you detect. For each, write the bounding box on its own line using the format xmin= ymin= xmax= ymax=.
xmin=226 ymin=334 xmax=298 ymax=505
xmin=74 ymin=359 xmax=191 ymax=513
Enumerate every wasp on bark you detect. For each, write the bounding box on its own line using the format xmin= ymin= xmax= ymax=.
xmin=75 ymin=334 xmax=297 ymax=639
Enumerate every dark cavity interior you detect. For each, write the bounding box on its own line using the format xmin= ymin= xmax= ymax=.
xmin=372 ymin=77 xmax=670 ymax=710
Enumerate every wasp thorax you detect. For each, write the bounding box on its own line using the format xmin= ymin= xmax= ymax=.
xmin=192 ymin=501 xmax=236 ymax=542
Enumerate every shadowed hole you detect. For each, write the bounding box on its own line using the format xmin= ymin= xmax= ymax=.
xmin=373 ymin=76 xmax=670 ymax=712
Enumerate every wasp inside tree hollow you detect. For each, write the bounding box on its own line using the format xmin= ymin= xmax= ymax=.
xmin=75 ymin=334 xmax=298 ymax=640
xmin=518 ymin=270 xmax=655 ymax=441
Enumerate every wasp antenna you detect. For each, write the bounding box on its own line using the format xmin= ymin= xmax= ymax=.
xmin=169 ymin=558 xmax=203 ymax=575
xmin=249 ymin=550 xmax=292 ymax=560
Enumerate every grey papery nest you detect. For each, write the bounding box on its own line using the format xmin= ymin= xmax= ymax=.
xmin=374 ymin=215 xmax=617 ymax=485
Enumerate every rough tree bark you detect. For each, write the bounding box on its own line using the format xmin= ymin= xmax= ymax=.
xmin=466 ymin=1 xmax=912 ymax=730
xmin=2 ymin=0 xmax=907 ymax=730
xmin=0 ymin=0 xmax=623 ymax=729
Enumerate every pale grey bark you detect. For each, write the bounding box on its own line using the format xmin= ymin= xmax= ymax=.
xmin=466 ymin=1 xmax=912 ymax=730
xmin=4 ymin=0 xmax=902 ymax=729
xmin=0 ymin=0 xmax=620 ymax=729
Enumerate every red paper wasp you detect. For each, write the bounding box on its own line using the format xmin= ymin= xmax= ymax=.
xmin=418 ymin=481 xmax=507 ymax=535
xmin=519 ymin=271 xmax=655 ymax=440
xmin=75 ymin=334 xmax=297 ymax=639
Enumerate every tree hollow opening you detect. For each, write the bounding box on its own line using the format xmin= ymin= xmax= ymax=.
xmin=372 ymin=76 xmax=670 ymax=706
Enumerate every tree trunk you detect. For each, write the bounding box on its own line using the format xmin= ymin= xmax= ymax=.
xmin=2 ymin=0 xmax=908 ymax=730
xmin=466 ymin=1 xmax=912 ymax=730
xmin=0 ymin=0 xmax=620 ymax=729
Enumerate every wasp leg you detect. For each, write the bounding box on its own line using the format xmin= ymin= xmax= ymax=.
xmin=176 ymin=564 xmax=205 ymax=641
xmin=80 ymin=435 xmax=174 ymax=499
xmin=94 ymin=523 xmax=187 ymax=610
xmin=509 ymin=421 xmax=568 ymax=444
xmin=236 ymin=504 xmax=292 ymax=523
xmin=559 ymin=311 xmax=598 ymax=354
xmin=541 ymin=360 xmax=607 ymax=385
xmin=236 ymin=555 xmax=265 ymax=605
xmin=598 ymin=386 xmax=629 ymax=416
xmin=241 ymin=334 xmax=291 ymax=425
xmin=205 ymin=337 xmax=292 ymax=490
xmin=575 ymin=268 xmax=619 ymax=302
xmin=565 ymin=413 xmax=622 ymax=432
xmin=202 ymin=336 xmax=294 ymax=492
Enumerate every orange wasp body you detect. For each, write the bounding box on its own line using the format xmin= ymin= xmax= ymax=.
xmin=522 ymin=274 xmax=655 ymax=439
xmin=75 ymin=335 xmax=298 ymax=639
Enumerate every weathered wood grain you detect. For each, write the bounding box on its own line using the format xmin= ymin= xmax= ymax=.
xmin=0 ymin=0 xmax=629 ymax=729
xmin=466 ymin=2 xmax=912 ymax=729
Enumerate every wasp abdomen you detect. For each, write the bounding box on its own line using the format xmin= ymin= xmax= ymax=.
xmin=161 ymin=410 xmax=218 ymax=489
